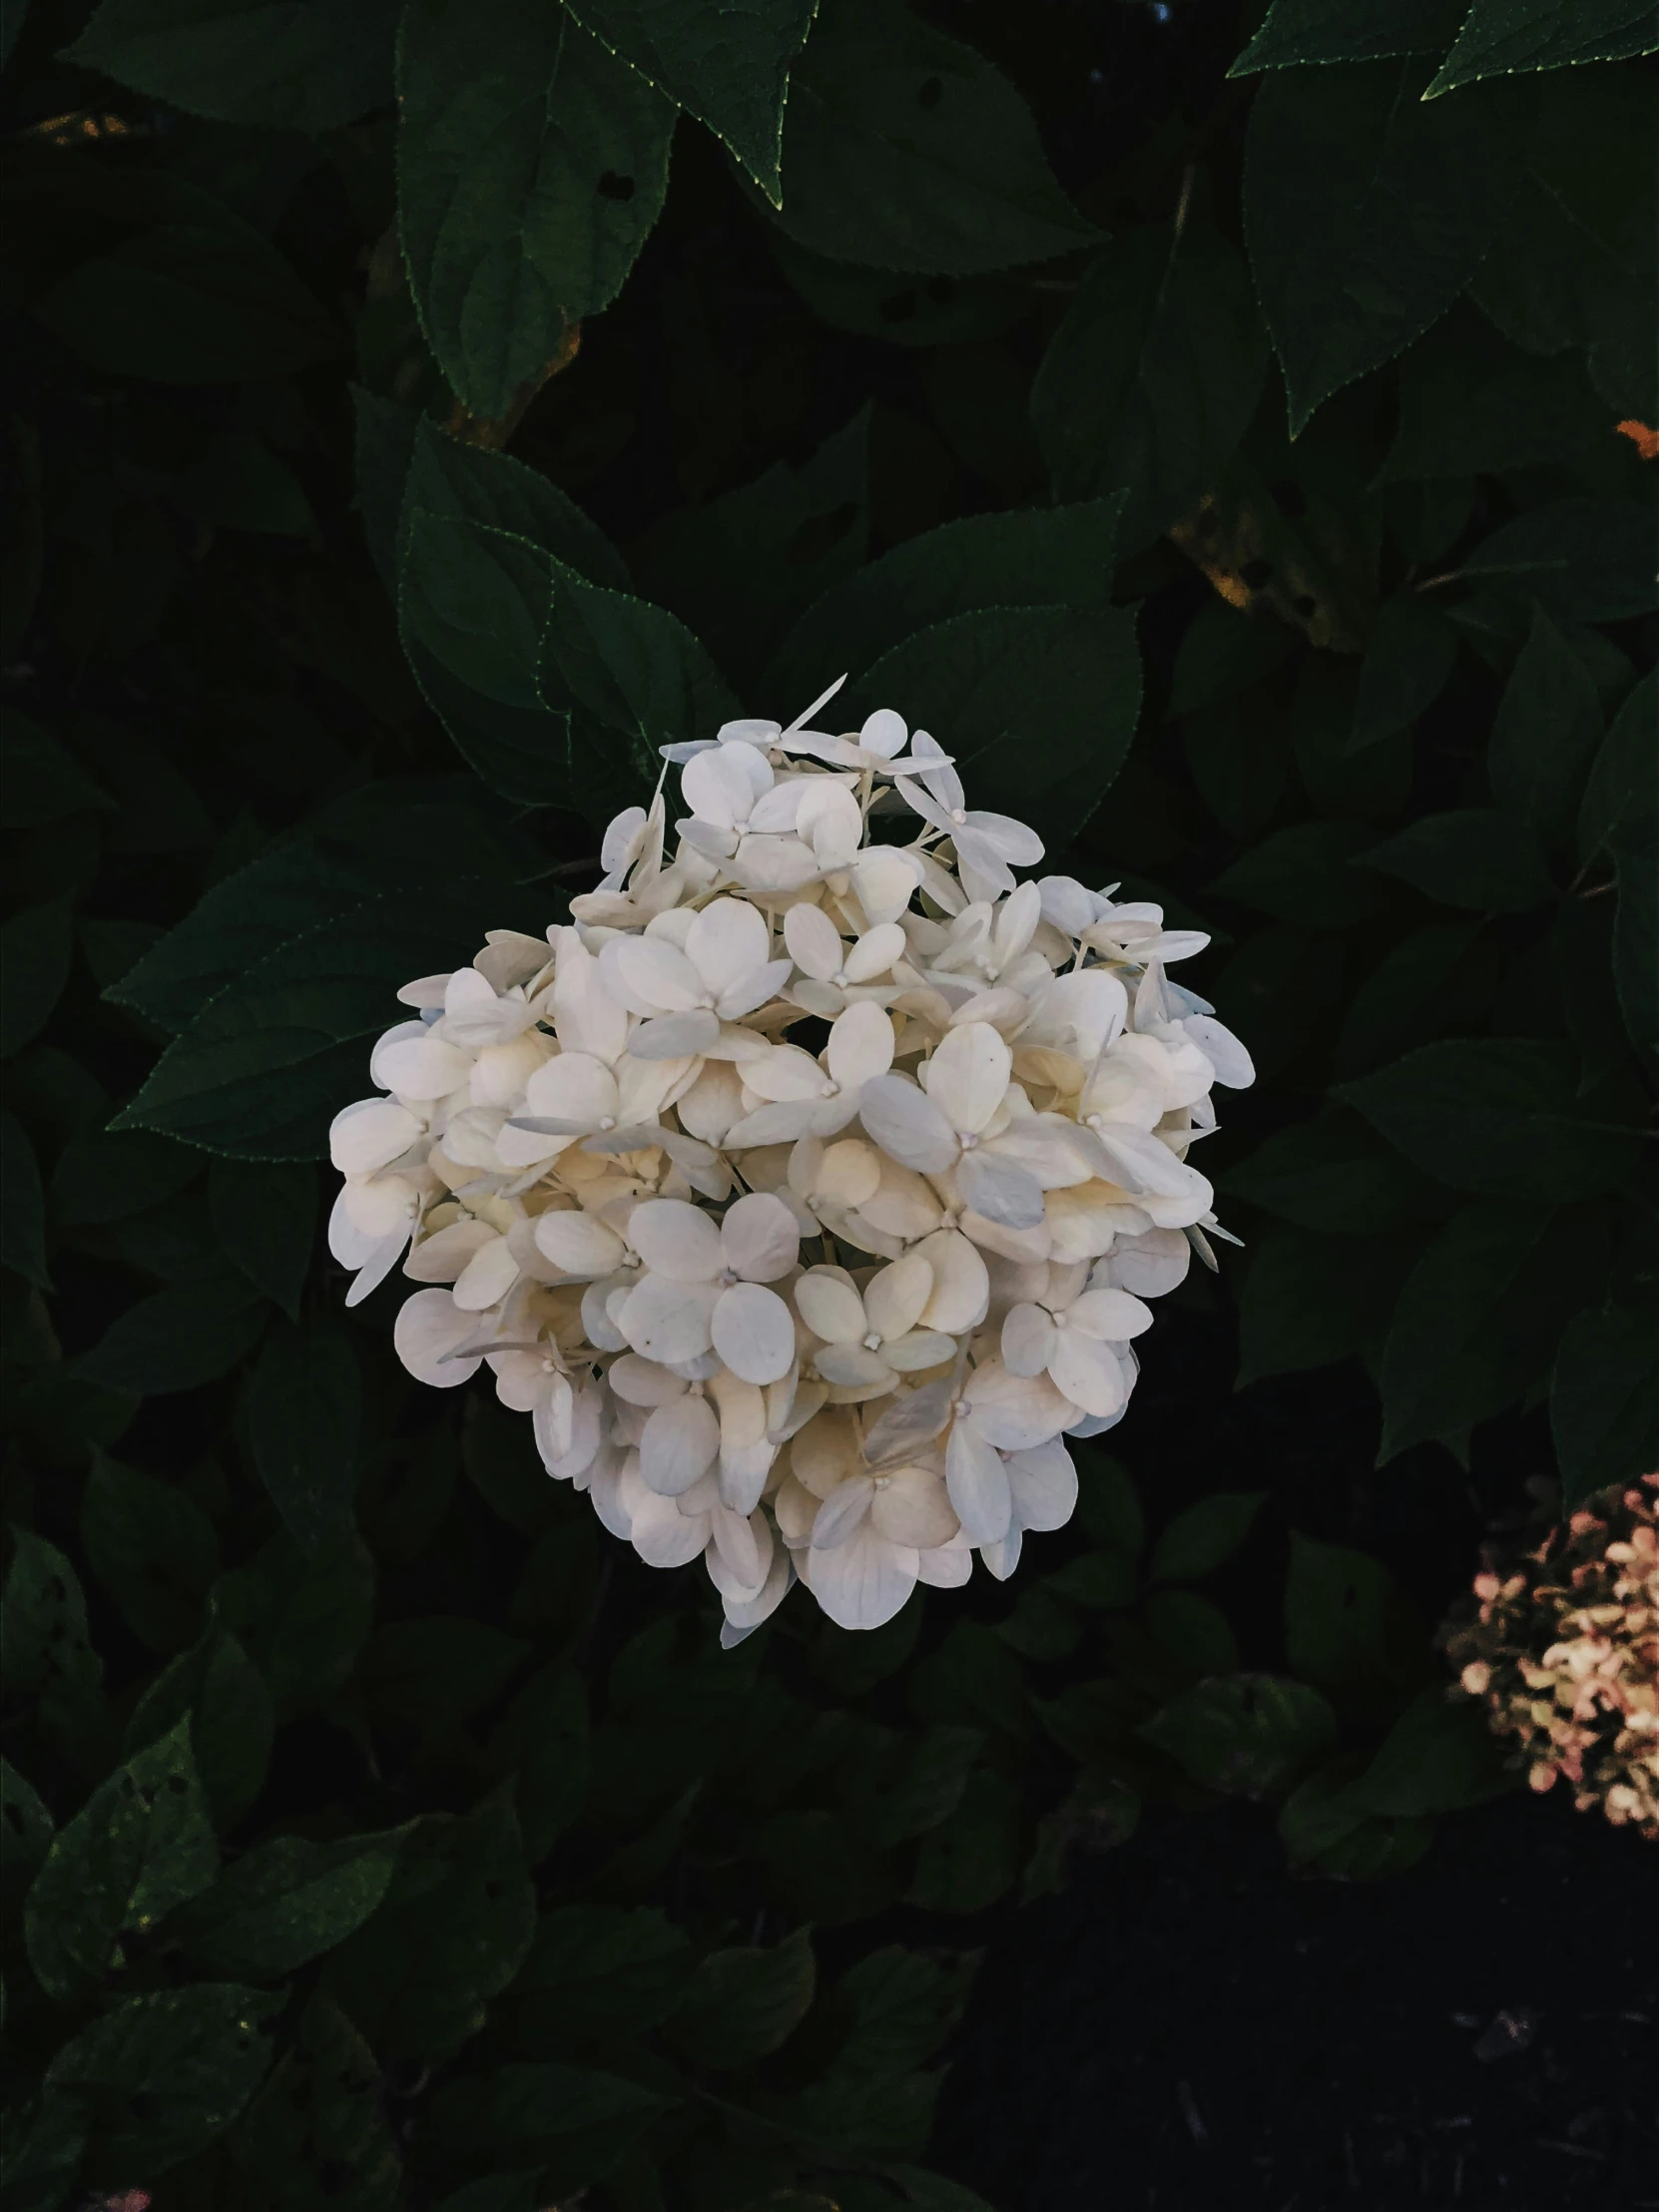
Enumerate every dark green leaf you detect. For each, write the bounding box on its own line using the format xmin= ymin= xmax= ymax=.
xmin=1333 ymin=920 xmax=1484 ymax=1076
xmin=74 ymin=1262 xmax=268 ymax=1394
xmin=1209 ymin=821 xmax=1379 ymax=929
xmin=1468 ymin=70 xmax=1656 ymax=417
xmin=422 ymin=2061 xmax=674 ymax=2184
xmin=767 ymin=496 xmax=1123 ymax=709
xmin=322 ymin=1787 xmax=536 ymax=2060
xmin=904 ymin=1768 xmax=1024 ymax=1913
xmin=123 ymin=1620 xmax=274 ymax=1831
xmin=1231 ymin=0 xmax=1464 ymax=72
xmin=1578 ymin=669 xmax=1656 ymax=862
xmin=1 ymin=1106 xmax=50 ymax=1288
xmin=1138 ymin=1675 xmax=1338 ymax=1798
xmin=1244 ymin=60 xmax=1518 ymax=433
xmin=862 ymin=1724 xmax=983 ymax=1847
xmin=0 ymin=2088 xmax=88 ymax=2212
xmin=1385 ymin=302 xmax=1609 ymax=479
xmin=1237 ymin=1225 xmax=1415 ymax=1385
xmin=43 ymin=1982 xmax=278 ymax=2176
xmin=1147 ymin=1492 xmax=1265 ymax=1584
xmin=1455 ymin=498 xmax=1659 ymax=624
xmin=1355 ymin=807 xmax=1554 ymax=911
xmin=848 ymin=601 xmax=1142 ymax=854
xmin=765 ymin=234 xmax=1025 ymax=345
xmin=210 ymin=1157 xmax=317 ymax=1317
xmin=516 ymin=1904 xmax=694 ymax=2035
xmin=1221 ymin=1117 xmax=1445 ymax=1234
xmin=403 ymin=413 xmax=630 ymax=590
xmin=1550 ymin=1300 xmax=1659 ymax=1505
xmin=0 ymin=894 xmax=75 ymax=1058
xmin=1612 ymin=817 xmax=1656 ymax=1061
xmin=398 ymin=0 xmax=674 ymax=420
xmin=174 ymin=1830 xmax=404 ymax=1978
xmin=38 ymin=177 xmax=339 ymax=383
xmin=1378 ymin=1198 xmax=1606 ymax=1458
xmin=1145 ymin=1589 xmax=1240 ymax=1675
xmin=1427 ymin=0 xmax=1659 ymax=97
xmin=114 ymin=882 xmax=546 ymax=1158
xmin=81 ymin=1452 xmax=219 ymax=1652
xmin=1030 ymin=221 xmax=1268 ymax=555
xmin=1349 ymin=595 xmax=1457 ymax=752
xmin=248 ymin=1316 xmax=361 ymax=1553
xmin=568 ymin=0 xmax=818 ymax=201
xmin=1284 ymin=1533 xmax=1434 ymax=1721
xmin=48 ymin=1128 xmax=200 ymax=1229
xmin=1277 ymin=1762 xmax=1434 ymax=1878
xmin=486 ymin=1659 xmax=589 ymax=1862
xmin=640 ymin=406 xmax=869 ymax=688
xmin=1489 ymin=603 xmax=1605 ymax=841
xmin=1168 ymin=598 xmax=1296 ymax=721
xmin=361 ymin=1614 xmax=530 ymax=1734
xmin=24 ymin=1718 xmax=218 ymax=2002
xmin=759 ymin=0 xmax=1097 ymax=276
xmin=1338 ymin=1037 xmax=1638 ymax=1199
xmin=230 ymin=1991 xmax=401 ymax=2212
xmin=214 ymin=1526 xmax=376 ymax=1720
xmin=66 ymin=0 xmax=399 ymax=133
xmin=1345 ymin=1688 xmax=1512 ymax=1814
xmin=833 ymin=1946 xmax=979 ymax=2078
xmin=1075 ymin=1452 xmax=1144 ymax=1559
xmin=0 ymin=707 xmax=114 ymax=828
xmin=668 ymin=1925 xmax=817 ymax=2068
xmin=1 ymin=1756 xmax=54 ymax=1903
xmin=1 ymin=1527 xmax=106 ymax=1766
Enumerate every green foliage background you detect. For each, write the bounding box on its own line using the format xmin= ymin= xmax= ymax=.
xmin=1 ymin=0 xmax=1654 ymax=2204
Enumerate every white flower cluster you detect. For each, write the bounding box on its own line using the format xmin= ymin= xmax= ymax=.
xmin=328 ymin=680 xmax=1254 ymax=1636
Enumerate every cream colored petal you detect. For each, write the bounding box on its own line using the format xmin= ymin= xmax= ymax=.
xmin=524 ymin=1051 xmax=619 ymax=1130
xmin=962 ymin=1360 xmax=1072 ymax=1450
xmin=805 ymin=1524 xmax=918 ymax=1629
xmin=870 ymin=1468 xmax=957 ymax=1549
xmin=843 ymin=921 xmax=906 ymax=983
xmin=880 ymin=1329 xmax=956 ymax=1373
xmin=329 ymin=1097 xmax=421 ymax=1178
xmin=795 ymin=1268 xmax=866 ymax=1345
xmin=1047 ymin=1328 xmax=1126 ymax=1420
xmin=1067 ymin=1286 xmax=1155 ymax=1341
xmin=926 ymin=1022 xmax=1011 ymax=1137
xmin=533 ymin=1211 xmax=628 ymax=1279
xmin=864 ymin=1252 xmax=933 ymax=1343
xmin=1001 ymin=1302 xmax=1057 ymax=1378
xmin=628 ymin=1485 xmax=710 ymax=1569
xmin=1005 ymin=1436 xmax=1078 ymax=1533
xmin=858 ymin=1074 xmax=957 ymax=1174
xmin=811 ymin=1474 xmax=875 ymax=1549
xmin=827 ymin=999 xmax=894 ymax=1091
xmin=608 ymin=1353 xmax=688 ymax=1406
xmin=373 ymin=1033 xmax=472 ymax=1101
xmin=403 ymin=1218 xmax=497 ymax=1284
xmin=618 ymin=1274 xmax=720 ymax=1363
xmin=742 ymin=1043 xmax=833 ymax=1104
xmin=913 ymin=1228 xmax=989 ymax=1335
xmin=392 ymin=1288 xmax=481 ymax=1387
xmin=790 ymin=1406 xmax=860 ymax=1496
xmin=611 ymin=936 xmax=706 ymax=1015
xmin=945 ymin=1423 xmax=1011 ymax=1545
xmin=687 ymin=898 xmax=770 ymax=999
xmin=451 ymin=1235 xmax=519 ymax=1311
xmin=815 ymin=1343 xmax=894 ymax=1388
xmin=720 ymin=1191 xmax=800 ymax=1283
xmin=785 ymin=901 xmax=844 ymax=982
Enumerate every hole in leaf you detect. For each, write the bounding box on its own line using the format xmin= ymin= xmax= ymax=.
xmin=597 ymin=172 xmax=636 ymax=202
xmin=1240 ymin=558 xmax=1273 ymax=590
xmin=918 ymin=75 xmax=944 ymax=108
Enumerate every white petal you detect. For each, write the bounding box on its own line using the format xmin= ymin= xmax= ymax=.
xmin=553 ymin=937 xmax=628 ymax=1064
xmin=797 ymin=781 xmax=862 ymax=862
xmin=862 ymin=1377 xmax=956 ymax=1463
xmin=980 ymin=1529 xmax=1022 ymax=1581
xmin=640 ymin=1393 xmax=721 ymax=1495
xmin=926 ymin=1022 xmax=1011 ymax=1137
xmin=1067 ymin=1286 xmax=1154 ymax=1340
xmin=1029 ymin=968 xmax=1128 ymax=1065
xmin=1047 ymin=1328 xmax=1126 ymax=1419
xmin=720 ymin=1192 xmax=800 ymax=1283
xmin=912 ymin=1229 xmax=989 ymax=1335
xmin=806 ymin=1525 xmax=918 ymax=1630
xmin=451 ymin=1235 xmax=521 ymax=1311
xmin=857 ymin=1074 xmax=958 ymax=1174
xmin=870 ymin=1467 xmax=957 ymax=1549
xmin=956 ymin=1149 xmax=1045 ymax=1230
xmin=618 ymin=1275 xmax=720 ymax=1363
xmin=785 ymin=902 xmax=844 ymax=982
xmin=628 ymin=1486 xmax=710 ymax=1569
xmin=344 ymin=1226 xmax=412 ymax=1308
xmin=860 ymin=707 xmax=907 ymax=758
xmin=1184 ymin=1014 xmax=1255 ymax=1089
xmin=842 ymin=922 xmax=906 ymax=984
xmin=706 ymin=1502 xmax=768 ymax=1594
xmin=628 ymin=1198 xmax=722 ymax=1282
xmin=864 ymin=1252 xmax=933 ymax=1343
xmin=629 ymin=1009 xmax=722 ymax=1059
xmin=403 ymin=1218 xmax=495 ymax=1284
xmin=1101 ymin=1227 xmax=1190 ymax=1299
xmin=392 ymin=1289 xmax=481 ymax=1386
xmin=534 ymin=1211 xmax=628 ymax=1279
xmin=608 ymin=1354 xmax=689 ymax=1406
xmin=814 ymin=1343 xmax=895 ymax=1388
xmin=373 ymin=1034 xmax=471 ymax=1100
xmin=683 ymin=744 xmax=767 ymax=829
xmin=712 ymin=1282 xmax=797 ymax=1384
xmin=720 ymin=1540 xmax=795 ymax=1632
xmin=610 ymin=937 xmax=706 ymax=1016
xmin=809 ymin=1137 xmax=882 ymax=1210
xmin=687 ymin=899 xmax=770 ymax=999
xmin=966 ymin=811 xmax=1043 ymax=863
xmin=742 ymin=1043 xmax=833 ymax=1103
xmin=827 ymin=1000 xmax=894 ymax=1091
xmin=1005 ymin=1437 xmax=1079 ymax=1533
xmin=945 ymin=1423 xmax=1012 ymax=1545
xmin=717 ymin=957 xmax=795 ymax=1021
xmin=329 ymin=1097 xmax=420 ymax=1177
xmin=794 ymin=1268 xmax=866 ymax=1345
xmin=849 ymin=847 xmax=922 ymax=928
xmin=963 ymin=1361 xmax=1072 ymax=1449
xmin=916 ymin=1542 xmax=973 ymax=1589
xmin=880 ymin=1330 xmax=956 ymax=1373
xmin=1001 ymin=1302 xmax=1057 ymax=1378
xmin=524 ymin=1052 xmax=619 ymax=1130
xmin=811 ymin=1475 xmax=875 ymax=1549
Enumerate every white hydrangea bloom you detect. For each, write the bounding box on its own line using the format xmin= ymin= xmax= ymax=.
xmin=330 ymin=677 xmax=1255 ymax=1637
